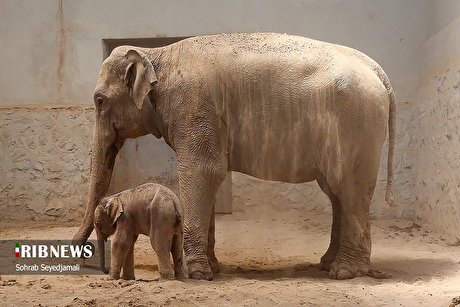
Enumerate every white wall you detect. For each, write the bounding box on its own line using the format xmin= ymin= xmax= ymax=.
xmin=0 ymin=1 xmax=60 ymax=104
xmin=1 ymin=0 xmax=433 ymax=105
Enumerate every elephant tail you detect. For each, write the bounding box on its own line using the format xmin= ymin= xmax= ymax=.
xmin=172 ymin=196 xmax=183 ymax=232
xmin=384 ymin=79 xmax=396 ymax=207
xmin=346 ymin=48 xmax=396 ymax=206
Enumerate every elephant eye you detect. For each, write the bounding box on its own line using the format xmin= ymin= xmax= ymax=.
xmin=96 ymin=97 xmax=104 ymax=106
xmin=94 ymin=96 xmax=109 ymax=112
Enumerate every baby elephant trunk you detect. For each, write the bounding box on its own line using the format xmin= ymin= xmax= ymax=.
xmin=96 ymin=229 xmax=109 ymax=274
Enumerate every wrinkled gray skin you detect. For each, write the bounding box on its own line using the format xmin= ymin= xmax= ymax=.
xmin=74 ymin=33 xmax=396 ymax=281
xmin=94 ymin=183 xmax=186 ymax=280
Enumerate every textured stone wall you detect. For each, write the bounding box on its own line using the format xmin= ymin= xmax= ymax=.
xmin=0 ymin=105 xmax=232 ymax=222
xmin=409 ymin=11 xmax=460 ymax=243
xmin=411 ymin=64 xmax=460 ymax=243
xmin=0 ymin=106 xmax=94 ymax=221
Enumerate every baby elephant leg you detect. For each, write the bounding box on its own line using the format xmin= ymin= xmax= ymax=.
xmin=109 ymin=237 xmax=130 ymax=280
xmin=151 ymin=232 xmax=174 ymax=280
xmin=172 ymin=233 xmax=187 ymax=279
xmin=121 ymin=234 xmax=138 ymax=280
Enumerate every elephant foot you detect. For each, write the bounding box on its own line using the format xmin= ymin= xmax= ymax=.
xmin=320 ymin=259 xmax=332 ymax=272
xmin=121 ymin=274 xmax=135 ymax=280
xmin=189 ymin=270 xmax=213 ymax=281
xmin=107 ymin=273 xmax=120 ymax=281
xmin=174 ymin=264 xmax=188 ymax=280
xmin=175 ymin=271 xmax=188 ymax=280
xmin=319 ymin=248 xmax=338 ymax=271
xmin=329 ymin=266 xmax=365 ymax=280
xmin=208 ymin=254 xmax=220 ymax=274
xmin=159 ymin=272 xmax=175 ymax=281
xmin=367 ymin=269 xmax=392 ymax=279
xmin=328 ymin=253 xmax=370 ymax=280
xmin=187 ymin=261 xmax=213 ymax=281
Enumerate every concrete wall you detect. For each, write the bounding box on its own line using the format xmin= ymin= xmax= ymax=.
xmin=0 ymin=0 xmax=459 ymax=243
xmin=409 ymin=2 xmax=460 ymax=243
xmin=0 ymin=0 xmax=432 ymax=104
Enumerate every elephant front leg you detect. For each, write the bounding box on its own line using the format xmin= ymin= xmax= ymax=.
xmin=320 ymin=198 xmax=341 ymax=271
xmin=181 ymin=170 xmax=225 ymax=280
xmin=121 ymin=234 xmax=137 ymax=280
xmin=108 ymin=238 xmax=130 ymax=280
xmin=317 ymin=177 xmax=341 ymax=271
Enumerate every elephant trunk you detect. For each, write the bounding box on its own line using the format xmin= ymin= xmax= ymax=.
xmin=73 ymin=121 xmax=121 ymax=244
xmin=96 ymin=229 xmax=109 ymax=274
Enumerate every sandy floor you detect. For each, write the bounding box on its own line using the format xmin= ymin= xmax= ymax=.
xmin=1 ymin=207 xmax=459 ymax=306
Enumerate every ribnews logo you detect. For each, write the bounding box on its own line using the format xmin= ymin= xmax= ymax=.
xmin=0 ymin=240 xmax=109 ymax=275
xmin=14 ymin=242 xmax=94 ymax=259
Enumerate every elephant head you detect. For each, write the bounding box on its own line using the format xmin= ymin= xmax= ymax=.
xmin=73 ymin=46 xmax=161 ymax=244
xmin=94 ymin=197 xmax=124 ymax=274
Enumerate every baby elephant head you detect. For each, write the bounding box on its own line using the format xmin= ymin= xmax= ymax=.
xmin=94 ymin=197 xmax=124 ymax=239
xmin=94 ymin=196 xmax=124 ymax=274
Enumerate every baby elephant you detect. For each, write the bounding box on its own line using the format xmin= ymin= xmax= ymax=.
xmin=94 ymin=183 xmax=186 ymax=280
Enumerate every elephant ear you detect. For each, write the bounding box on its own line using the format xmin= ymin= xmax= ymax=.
xmin=124 ymin=49 xmax=157 ymax=110
xmin=106 ymin=197 xmax=124 ymax=226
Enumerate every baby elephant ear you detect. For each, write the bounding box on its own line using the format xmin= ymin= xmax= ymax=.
xmin=108 ymin=197 xmax=124 ymax=226
xmin=124 ymin=49 xmax=157 ymax=110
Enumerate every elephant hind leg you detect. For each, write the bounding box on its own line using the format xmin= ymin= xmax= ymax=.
xmin=207 ymin=204 xmax=220 ymax=274
xmin=327 ymin=156 xmax=380 ymax=279
xmin=151 ymin=232 xmax=174 ymax=280
xmin=171 ymin=233 xmax=187 ymax=279
xmin=328 ymin=186 xmax=372 ymax=280
xmin=316 ymin=176 xmax=341 ymax=271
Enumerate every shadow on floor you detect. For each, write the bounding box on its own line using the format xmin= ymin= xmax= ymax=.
xmin=217 ymin=262 xmax=327 ymax=280
xmin=212 ymin=257 xmax=460 ymax=283
xmin=371 ymin=257 xmax=460 ymax=282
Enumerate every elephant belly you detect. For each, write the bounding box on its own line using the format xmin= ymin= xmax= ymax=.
xmin=227 ymin=123 xmax=320 ymax=183
xmin=224 ymin=76 xmax=331 ymax=184
xmin=229 ymin=158 xmax=318 ymax=184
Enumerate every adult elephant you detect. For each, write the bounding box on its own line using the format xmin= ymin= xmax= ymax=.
xmin=73 ymin=33 xmax=396 ymax=280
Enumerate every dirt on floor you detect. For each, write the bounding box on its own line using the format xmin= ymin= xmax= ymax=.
xmin=0 ymin=206 xmax=459 ymax=306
